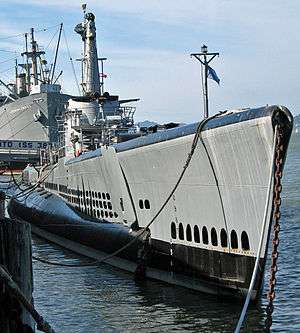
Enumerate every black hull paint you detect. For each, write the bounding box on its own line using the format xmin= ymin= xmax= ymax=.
xmin=8 ymin=190 xmax=264 ymax=300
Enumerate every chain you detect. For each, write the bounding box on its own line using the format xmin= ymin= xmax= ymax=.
xmin=265 ymin=125 xmax=284 ymax=332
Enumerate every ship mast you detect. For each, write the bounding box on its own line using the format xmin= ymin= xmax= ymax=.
xmin=30 ymin=28 xmax=38 ymax=86
xmin=75 ymin=4 xmax=101 ymax=96
xmin=191 ymin=45 xmax=219 ymax=118
xmin=24 ymin=33 xmax=31 ymax=92
xmin=50 ymin=23 xmax=63 ymax=84
xmin=21 ymin=28 xmax=45 ymax=88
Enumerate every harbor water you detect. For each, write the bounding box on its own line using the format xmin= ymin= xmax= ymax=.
xmin=32 ymin=133 xmax=300 ymax=333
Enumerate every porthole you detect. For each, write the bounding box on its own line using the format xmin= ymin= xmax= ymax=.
xmin=179 ymin=223 xmax=184 ymax=240
xmin=99 ymin=201 xmax=103 ymax=208
xmin=220 ymin=228 xmax=228 ymax=247
xmin=211 ymin=227 xmax=218 ymax=246
xmin=102 ymin=192 xmax=106 ymax=199
xmin=103 ymin=202 xmax=107 ymax=209
xmin=194 ymin=225 xmax=200 ymax=243
xmin=98 ymin=192 xmax=101 ymax=198
xmin=139 ymin=200 xmax=144 ymax=209
xmin=231 ymin=230 xmax=238 ymax=249
xmin=202 ymin=226 xmax=208 ymax=245
xmin=97 ymin=210 xmax=100 ymax=218
xmin=186 ymin=224 xmax=192 ymax=242
xmin=109 ymin=212 xmax=113 ymax=218
xmin=105 ymin=211 xmax=108 ymax=218
xmin=144 ymin=199 xmax=150 ymax=209
xmin=92 ymin=200 xmax=95 ymax=206
xmin=241 ymin=231 xmax=250 ymax=250
xmin=101 ymin=210 xmax=104 ymax=217
xmin=96 ymin=201 xmax=99 ymax=208
xmin=106 ymin=193 xmax=110 ymax=200
xmin=92 ymin=191 xmax=94 ymax=198
xmin=114 ymin=212 xmax=118 ymax=218
xmin=108 ymin=202 xmax=112 ymax=210
xmin=171 ymin=222 xmax=176 ymax=239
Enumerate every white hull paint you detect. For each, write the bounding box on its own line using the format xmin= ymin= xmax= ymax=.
xmin=23 ymin=105 xmax=291 ymax=298
xmin=47 ymin=115 xmax=273 ymax=258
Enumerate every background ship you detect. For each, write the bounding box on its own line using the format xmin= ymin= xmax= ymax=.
xmin=8 ymin=5 xmax=293 ymax=302
xmin=0 ymin=27 xmax=70 ymax=171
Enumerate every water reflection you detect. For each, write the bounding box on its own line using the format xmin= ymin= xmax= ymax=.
xmin=33 ymin=236 xmax=266 ymax=333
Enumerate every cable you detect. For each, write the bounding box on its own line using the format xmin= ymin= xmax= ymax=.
xmin=0 ymin=56 xmax=18 ymax=65
xmin=30 ymin=112 xmax=222 ymax=268
xmin=35 ymin=24 xmax=61 ymax=34
xmin=44 ymin=27 xmax=60 ymax=51
xmin=0 ymin=264 xmax=55 ymax=333
xmin=0 ymin=24 xmax=61 ymax=41
xmin=0 ymin=103 xmax=33 ymax=132
xmin=201 ymin=137 xmax=230 ymax=252
xmin=234 ymin=126 xmax=278 ymax=333
xmin=32 ymin=255 xmax=98 ymax=267
xmin=0 ymin=65 xmax=16 ymax=74
xmin=7 ymin=119 xmax=36 ymax=140
xmin=62 ymin=27 xmax=81 ymax=95
xmin=0 ymin=32 xmax=25 ymax=40
xmin=0 ymin=49 xmax=18 ymax=53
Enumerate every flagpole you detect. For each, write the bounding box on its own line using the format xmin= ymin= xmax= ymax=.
xmin=191 ymin=45 xmax=219 ymax=119
xmin=204 ymin=52 xmax=209 ymax=118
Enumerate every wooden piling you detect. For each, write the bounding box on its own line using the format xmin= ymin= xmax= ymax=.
xmin=0 ymin=190 xmax=34 ymax=333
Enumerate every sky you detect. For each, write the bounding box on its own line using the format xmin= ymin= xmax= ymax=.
xmin=0 ymin=0 xmax=299 ymax=123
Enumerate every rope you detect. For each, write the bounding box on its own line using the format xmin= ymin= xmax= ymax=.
xmin=32 ymin=255 xmax=98 ymax=267
xmin=44 ymin=27 xmax=60 ymax=51
xmin=62 ymin=28 xmax=81 ymax=95
xmin=31 ymin=112 xmax=221 ymax=268
xmin=0 ymin=24 xmax=60 ymax=41
xmin=0 ymin=264 xmax=55 ymax=333
xmin=12 ymin=165 xmax=57 ymax=200
xmin=234 ymin=125 xmax=278 ymax=333
xmin=201 ymin=135 xmax=230 ymax=252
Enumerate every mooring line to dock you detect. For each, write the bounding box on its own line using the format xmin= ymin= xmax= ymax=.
xmin=234 ymin=125 xmax=280 ymax=333
xmin=31 ymin=112 xmax=224 ymax=268
xmin=0 ymin=264 xmax=55 ymax=333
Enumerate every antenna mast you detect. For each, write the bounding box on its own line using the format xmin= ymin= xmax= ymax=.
xmin=50 ymin=23 xmax=63 ymax=84
xmin=24 ymin=33 xmax=30 ymax=92
xmin=30 ymin=28 xmax=38 ymax=85
xmin=191 ymin=45 xmax=219 ymax=118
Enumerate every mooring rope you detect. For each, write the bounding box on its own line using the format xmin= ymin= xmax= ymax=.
xmin=234 ymin=125 xmax=279 ymax=333
xmin=31 ymin=111 xmax=223 ymax=268
xmin=0 ymin=264 xmax=55 ymax=333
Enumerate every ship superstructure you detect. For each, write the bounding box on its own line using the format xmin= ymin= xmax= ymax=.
xmin=59 ymin=8 xmax=139 ymax=161
xmin=8 ymin=6 xmax=293 ymax=301
xmin=0 ymin=26 xmax=70 ymax=170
